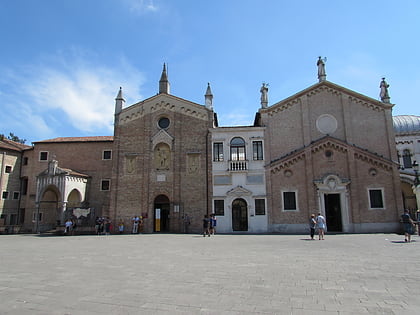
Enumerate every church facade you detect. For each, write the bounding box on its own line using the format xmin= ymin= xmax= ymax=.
xmin=0 ymin=61 xmax=408 ymax=234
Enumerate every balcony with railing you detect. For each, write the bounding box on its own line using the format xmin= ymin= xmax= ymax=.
xmin=229 ymin=160 xmax=248 ymax=171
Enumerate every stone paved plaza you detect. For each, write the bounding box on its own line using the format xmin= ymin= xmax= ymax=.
xmin=0 ymin=233 xmax=419 ymax=315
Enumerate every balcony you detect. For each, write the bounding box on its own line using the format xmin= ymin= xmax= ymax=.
xmin=229 ymin=160 xmax=248 ymax=171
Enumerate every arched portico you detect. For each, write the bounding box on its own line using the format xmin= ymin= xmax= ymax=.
xmin=35 ymin=159 xmax=88 ymax=232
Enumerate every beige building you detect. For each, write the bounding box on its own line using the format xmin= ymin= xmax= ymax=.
xmin=0 ymin=61 xmax=410 ymax=234
xmin=394 ymin=115 xmax=420 ymax=214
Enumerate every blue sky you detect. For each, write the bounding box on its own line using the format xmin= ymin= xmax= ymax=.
xmin=1 ymin=0 xmax=419 ymax=144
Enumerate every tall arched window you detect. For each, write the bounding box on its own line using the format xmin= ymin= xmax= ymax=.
xmin=403 ymin=149 xmax=412 ymax=168
xmin=230 ymin=137 xmax=246 ymax=161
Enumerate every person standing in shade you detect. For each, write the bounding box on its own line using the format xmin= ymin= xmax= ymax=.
xmin=316 ymin=212 xmax=326 ymax=240
xmin=401 ymin=209 xmax=414 ymax=243
xmin=309 ymin=214 xmax=317 ymax=240
xmin=202 ymin=214 xmax=210 ymax=237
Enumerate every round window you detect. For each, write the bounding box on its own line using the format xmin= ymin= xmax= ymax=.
xmin=158 ymin=117 xmax=170 ymax=129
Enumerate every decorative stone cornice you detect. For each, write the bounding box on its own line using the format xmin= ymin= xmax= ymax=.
xmin=311 ymin=140 xmax=348 ymax=154
xmin=348 ymin=96 xmax=384 ymax=112
xmin=267 ymin=98 xmax=300 ymax=115
xmin=353 ymin=152 xmax=394 ymax=171
xmin=226 ymin=185 xmax=253 ymax=196
xmin=119 ymin=95 xmax=210 ymax=125
xmin=270 ymin=152 xmax=306 ymax=174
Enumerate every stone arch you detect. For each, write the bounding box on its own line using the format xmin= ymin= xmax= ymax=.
xmin=38 ymin=185 xmax=61 ymax=231
xmin=67 ymin=189 xmax=82 ymax=208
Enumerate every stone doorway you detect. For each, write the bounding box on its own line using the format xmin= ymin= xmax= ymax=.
xmin=154 ymin=194 xmax=170 ymax=232
xmin=324 ymin=193 xmax=342 ymax=232
xmin=232 ymin=198 xmax=248 ymax=231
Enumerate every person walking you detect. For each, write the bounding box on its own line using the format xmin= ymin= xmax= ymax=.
xmin=209 ymin=214 xmax=217 ymax=235
xmin=316 ymin=212 xmax=326 ymax=240
xmin=309 ymin=214 xmax=316 ymax=240
xmin=401 ymin=209 xmax=415 ymax=243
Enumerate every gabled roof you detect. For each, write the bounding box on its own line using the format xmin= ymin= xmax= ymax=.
xmin=265 ymin=80 xmax=393 ymax=113
xmin=33 ymin=136 xmax=114 ymax=144
xmin=269 ymin=135 xmax=396 ymax=174
xmin=121 ymin=92 xmax=209 ymax=113
xmin=0 ymin=138 xmax=31 ymax=152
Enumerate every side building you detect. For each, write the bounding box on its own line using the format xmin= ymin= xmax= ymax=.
xmin=0 ymin=137 xmax=31 ymax=232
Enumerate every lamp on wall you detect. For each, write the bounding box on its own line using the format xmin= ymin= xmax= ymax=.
xmin=413 ymin=160 xmax=420 ymax=186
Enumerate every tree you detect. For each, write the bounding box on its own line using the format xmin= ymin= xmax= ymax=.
xmin=1 ymin=132 xmax=27 ymax=144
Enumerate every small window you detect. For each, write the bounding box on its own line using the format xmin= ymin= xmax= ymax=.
xmin=23 ymin=157 xmax=28 ymax=165
xmin=101 ymin=179 xmax=111 ymax=191
xmin=103 ymin=150 xmax=112 ymax=160
xmin=2 ymin=191 xmax=9 ymax=199
xmin=21 ymin=177 xmax=28 ymax=195
xmin=213 ymin=142 xmax=224 ymax=161
xmin=283 ymin=191 xmax=297 ymax=211
xmin=13 ymin=191 xmax=20 ymax=200
xmin=5 ymin=165 xmax=12 ymax=173
xmin=369 ymin=189 xmax=384 ymax=209
xmin=402 ymin=149 xmax=412 ymax=168
xmin=39 ymin=151 xmax=48 ymax=161
xmin=214 ymin=200 xmax=224 ymax=216
xmin=158 ymin=117 xmax=170 ymax=129
xmin=252 ymin=141 xmax=263 ymax=160
xmin=230 ymin=137 xmax=246 ymax=161
xmin=255 ymin=199 xmax=266 ymax=215
xmin=32 ymin=212 xmax=43 ymax=222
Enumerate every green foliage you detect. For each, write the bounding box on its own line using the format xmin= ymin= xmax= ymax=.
xmin=0 ymin=132 xmax=27 ymax=144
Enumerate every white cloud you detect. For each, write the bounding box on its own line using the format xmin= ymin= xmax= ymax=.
xmin=123 ymin=0 xmax=159 ymax=14
xmin=1 ymin=53 xmax=144 ymax=141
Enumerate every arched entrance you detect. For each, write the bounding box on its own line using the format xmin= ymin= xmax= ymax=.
xmin=154 ymin=194 xmax=170 ymax=232
xmin=232 ymin=198 xmax=248 ymax=231
xmin=39 ymin=185 xmax=61 ymax=231
xmin=67 ymin=189 xmax=82 ymax=208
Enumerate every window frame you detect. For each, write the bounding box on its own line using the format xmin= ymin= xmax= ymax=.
xmin=282 ymin=190 xmax=298 ymax=211
xmin=2 ymin=191 xmax=9 ymax=200
xmin=402 ymin=149 xmax=412 ymax=169
xmin=255 ymin=198 xmax=266 ymax=215
xmin=5 ymin=165 xmax=12 ymax=173
xmin=39 ymin=151 xmax=49 ymax=161
xmin=13 ymin=191 xmax=20 ymax=200
xmin=368 ymin=188 xmax=385 ymax=209
xmin=230 ymin=137 xmax=246 ymax=161
xmin=102 ymin=150 xmax=112 ymax=160
xmin=252 ymin=141 xmax=264 ymax=161
xmin=100 ymin=179 xmax=111 ymax=191
xmin=213 ymin=142 xmax=224 ymax=162
xmin=214 ymin=199 xmax=225 ymax=216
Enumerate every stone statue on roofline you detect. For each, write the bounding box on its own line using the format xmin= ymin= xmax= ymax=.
xmin=379 ymin=77 xmax=390 ymax=103
xmin=317 ymin=56 xmax=327 ymax=82
xmin=260 ymin=82 xmax=268 ymax=108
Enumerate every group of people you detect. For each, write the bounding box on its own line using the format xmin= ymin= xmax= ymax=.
xmin=95 ymin=216 xmax=112 ymax=235
xmin=202 ymin=214 xmax=217 ymax=237
xmin=309 ymin=212 xmax=327 ymax=240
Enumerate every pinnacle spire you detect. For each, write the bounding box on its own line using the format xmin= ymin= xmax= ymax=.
xmin=205 ymin=82 xmax=213 ymax=110
xmin=159 ymin=63 xmax=170 ymax=94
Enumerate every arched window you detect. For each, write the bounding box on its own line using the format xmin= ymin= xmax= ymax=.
xmin=230 ymin=137 xmax=246 ymax=161
xmin=403 ymin=149 xmax=412 ymax=168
